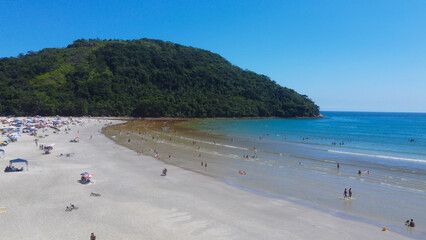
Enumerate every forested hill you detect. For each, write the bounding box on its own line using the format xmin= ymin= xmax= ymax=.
xmin=0 ymin=39 xmax=319 ymax=117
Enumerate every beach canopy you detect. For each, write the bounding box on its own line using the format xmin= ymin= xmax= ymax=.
xmin=9 ymin=158 xmax=29 ymax=169
xmin=10 ymin=158 xmax=28 ymax=164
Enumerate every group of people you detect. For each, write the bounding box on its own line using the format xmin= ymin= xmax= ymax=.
xmin=4 ymin=165 xmax=24 ymax=172
xmin=80 ymin=175 xmax=91 ymax=184
xmin=405 ymin=219 xmax=415 ymax=227
xmin=358 ymin=170 xmax=370 ymax=175
xmin=343 ymin=188 xmax=352 ymax=199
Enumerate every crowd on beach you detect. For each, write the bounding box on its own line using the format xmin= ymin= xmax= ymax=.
xmin=1 ymin=116 xmax=103 ymax=238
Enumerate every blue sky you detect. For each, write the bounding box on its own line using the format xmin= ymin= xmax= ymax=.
xmin=1 ymin=0 xmax=425 ymax=112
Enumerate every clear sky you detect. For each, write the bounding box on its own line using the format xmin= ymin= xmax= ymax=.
xmin=1 ymin=0 xmax=425 ymax=112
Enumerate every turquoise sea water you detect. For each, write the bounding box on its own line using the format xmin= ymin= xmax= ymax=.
xmin=194 ymin=112 xmax=426 ymax=167
xmin=189 ymin=112 xmax=426 ymax=238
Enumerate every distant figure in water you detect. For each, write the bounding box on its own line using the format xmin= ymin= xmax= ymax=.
xmin=405 ymin=220 xmax=410 ymax=226
xmin=348 ymin=188 xmax=352 ymax=198
xmin=162 ymin=168 xmax=167 ymax=176
xmin=358 ymin=170 xmax=362 ymax=175
xmin=201 ymin=162 xmax=203 ymax=167
xmin=337 ymin=163 xmax=340 ymax=169
xmin=409 ymin=219 xmax=415 ymax=227
xmin=128 ymin=139 xmax=131 ymax=143
xmin=205 ymin=163 xmax=207 ymax=168
xmin=344 ymin=188 xmax=348 ymax=199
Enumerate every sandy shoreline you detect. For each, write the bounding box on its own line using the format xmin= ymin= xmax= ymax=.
xmin=0 ymin=118 xmax=411 ymax=239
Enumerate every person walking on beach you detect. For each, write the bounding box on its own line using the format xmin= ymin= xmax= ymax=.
xmin=90 ymin=233 xmax=96 ymax=240
xmin=344 ymin=188 xmax=348 ymax=199
xmin=348 ymin=188 xmax=352 ymax=199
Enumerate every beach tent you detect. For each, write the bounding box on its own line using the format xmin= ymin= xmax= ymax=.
xmin=9 ymin=158 xmax=29 ymax=170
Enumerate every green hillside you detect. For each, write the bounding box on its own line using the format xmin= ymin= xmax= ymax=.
xmin=0 ymin=38 xmax=319 ymax=117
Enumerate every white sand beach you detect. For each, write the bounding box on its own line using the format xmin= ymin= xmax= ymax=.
xmin=0 ymin=118 xmax=411 ymax=240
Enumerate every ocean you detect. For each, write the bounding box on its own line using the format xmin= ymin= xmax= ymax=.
xmin=104 ymin=111 xmax=426 ymax=238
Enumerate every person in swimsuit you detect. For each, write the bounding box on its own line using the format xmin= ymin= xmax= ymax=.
xmin=348 ymin=188 xmax=352 ymax=198
xmin=344 ymin=188 xmax=348 ymax=199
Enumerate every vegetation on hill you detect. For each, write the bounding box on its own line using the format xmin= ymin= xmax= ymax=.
xmin=0 ymin=38 xmax=319 ymax=117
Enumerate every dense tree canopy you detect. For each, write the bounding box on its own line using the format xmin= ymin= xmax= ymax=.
xmin=0 ymin=38 xmax=319 ymax=117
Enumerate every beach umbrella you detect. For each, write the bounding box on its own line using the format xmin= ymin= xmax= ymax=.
xmin=86 ymin=174 xmax=94 ymax=178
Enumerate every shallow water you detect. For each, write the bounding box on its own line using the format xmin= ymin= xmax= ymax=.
xmin=103 ymin=112 xmax=426 ymax=239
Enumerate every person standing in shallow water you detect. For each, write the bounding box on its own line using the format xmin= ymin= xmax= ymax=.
xmin=344 ymin=188 xmax=348 ymax=199
xmin=348 ymin=188 xmax=352 ymax=199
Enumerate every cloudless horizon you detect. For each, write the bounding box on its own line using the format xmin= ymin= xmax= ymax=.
xmin=1 ymin=0 xmax=425 ymax=113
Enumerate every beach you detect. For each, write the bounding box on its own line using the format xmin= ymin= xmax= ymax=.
xmin=0 ymin=117 xmax=413 ymax=239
